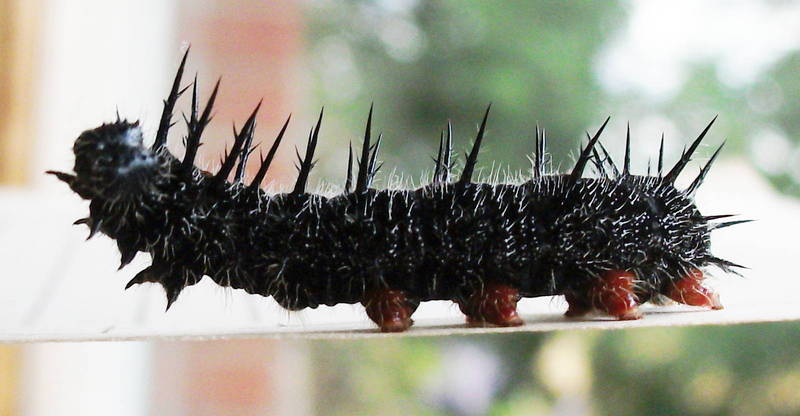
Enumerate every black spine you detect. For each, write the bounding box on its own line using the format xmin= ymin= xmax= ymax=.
xmin=181 ymin=78 xmax=221 ymax=173
xmin=567 ymin=116 xmax=610 ymax=186
xmin=662 ymin=116 xmax=717 ymax=184
xmin=153 ymin=48 xmax=190 ymax=152
xmin=292 ymin=109 xmax=323 ymax=195
xmin=250 ymin=114 xmax=291 ymax=190
xmin=355 ymin=104 xmax=374 ymax=193
xmin=459 ymin=105 xmax=491 ymax=184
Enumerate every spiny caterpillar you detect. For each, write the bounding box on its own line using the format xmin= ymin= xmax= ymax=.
xmin=49 ymin=50 xmax=746 ymax=332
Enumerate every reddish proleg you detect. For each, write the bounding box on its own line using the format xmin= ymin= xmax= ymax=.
xmin=565 ymin=270 xmax=642 ymax=320
xmin=457 ymin=282 xmax=524 ymax=327
xmin=665 ymin=269 xmax=723 ymax=309
xmin=362 ymin=289 xmax=418 ymax=332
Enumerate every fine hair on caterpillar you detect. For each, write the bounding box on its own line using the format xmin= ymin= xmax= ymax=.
xmin=49 ymin=49 xmax=748 ymax=332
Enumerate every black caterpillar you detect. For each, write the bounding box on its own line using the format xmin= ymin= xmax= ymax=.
xmin=49 ymin=50 xmax=746 ymax=332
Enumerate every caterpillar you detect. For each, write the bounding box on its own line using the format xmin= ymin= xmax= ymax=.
xmin=49 ymin=50 xmax=746 ymax=332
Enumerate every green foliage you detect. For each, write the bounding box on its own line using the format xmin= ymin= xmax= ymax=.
xmin=747 ymin=52 xmax=800 ymax=197
xmin=593 ymin=323 xmax=800 ymax=416
xmin=306 ymin=0 xmax=625 ymax=181
xmin=312 ymin=323 xmax=800 ymax=415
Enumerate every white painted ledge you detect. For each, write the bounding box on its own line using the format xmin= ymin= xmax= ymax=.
xmin=2 ymin=300 xmax=798 ymax=343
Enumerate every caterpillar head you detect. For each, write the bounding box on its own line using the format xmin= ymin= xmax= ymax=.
xmin=49 ymin=121 xmax=160 ymax=200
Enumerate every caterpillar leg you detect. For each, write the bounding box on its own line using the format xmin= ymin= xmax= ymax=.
xmin=362 ymin=289 xmax=418 ymax=332
xmin=564 ymin=270 xmax=642 ymax=320
xmin=665 ymin=269 xmax=723 ymax=310
xmin=457 ymin=282 xmax=524 ymax=327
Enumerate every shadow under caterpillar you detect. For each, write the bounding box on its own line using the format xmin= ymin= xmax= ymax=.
xmin=49 ymin=50 xmax=748 ymax=332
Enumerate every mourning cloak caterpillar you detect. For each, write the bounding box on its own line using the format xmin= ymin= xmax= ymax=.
xmin=49 ymin=50 xmax=746 ymax=332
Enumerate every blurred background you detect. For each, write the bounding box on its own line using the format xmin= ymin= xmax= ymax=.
xmin=2 ymin=0 xmax=800 ymax=414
